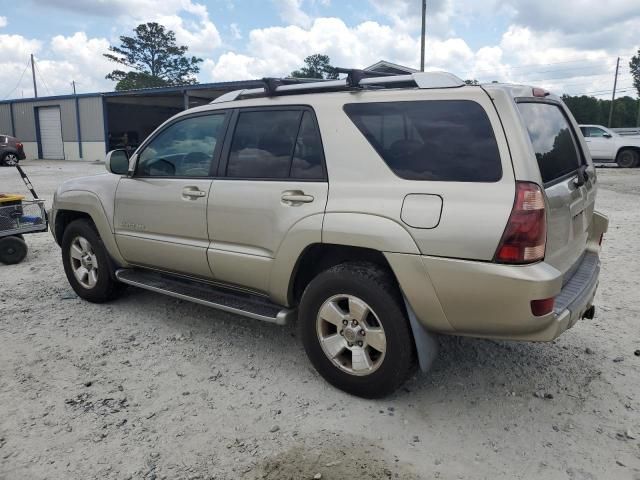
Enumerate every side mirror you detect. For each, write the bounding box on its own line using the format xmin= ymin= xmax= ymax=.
xmin=603 ymin=133 xmax=612 ymax=138
xmin=105 ymin=149 xmax=130 ymax=175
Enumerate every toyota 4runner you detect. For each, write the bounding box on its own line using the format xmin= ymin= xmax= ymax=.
xmin=50 ymin=71 xmax=608 ymax=398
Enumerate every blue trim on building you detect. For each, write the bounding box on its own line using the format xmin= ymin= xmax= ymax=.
xmin=101 ymin=96 xmax=109 ymax=154
xmin=74 ymin=96 xmax=83 ymax=158
xmin=0 ymin=80 xmax=264 ymax=105
xmin=34 ymin=106 xmax=43 ymax=159
xmin=8 ymin=102 xmax=15 ymax=137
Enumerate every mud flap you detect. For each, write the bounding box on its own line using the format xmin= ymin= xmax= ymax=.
xmin=403 ymin=294 xmax=439 ymax=372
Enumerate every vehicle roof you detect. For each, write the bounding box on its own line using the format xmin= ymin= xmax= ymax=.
xmin=177 ymin=75 xmax=556 ymax=119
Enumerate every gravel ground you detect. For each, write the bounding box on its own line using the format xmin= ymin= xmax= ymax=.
xmin=1 ymin=160 xmax=639 ymax=480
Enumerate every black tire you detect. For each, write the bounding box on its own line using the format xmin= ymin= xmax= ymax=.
xmin=0 ymin=235 xmax=28 ymax=264
xmin=1 ymin=152 xmax=19 ymax=167
xmin=61 ymin=219 xmax=123 ymax=303
xmin=616 ymin=149 xmax=639 ymax=168
xmin=299 ymin=262 xmax=416 ymax=398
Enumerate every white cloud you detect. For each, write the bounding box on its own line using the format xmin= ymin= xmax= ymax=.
xmin=0 ymin=16 xmax=7 ymax=28
xmin=276 ymin=0 xmax=312 ymax=28
xmin=229 ymin=23 xmax=242 ymax=40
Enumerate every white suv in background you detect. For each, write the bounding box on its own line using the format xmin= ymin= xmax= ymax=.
xmin=579 ymin=124 xmax=640 ymax=167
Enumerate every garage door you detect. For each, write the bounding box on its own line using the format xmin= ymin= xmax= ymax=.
xmin=38 ymin=107 xmax=64 ymax=159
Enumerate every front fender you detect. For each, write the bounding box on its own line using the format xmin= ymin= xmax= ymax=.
xmin=53 ymin=190 xmax=127 ymax=266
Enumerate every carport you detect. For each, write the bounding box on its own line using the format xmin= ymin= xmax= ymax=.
xmin=103 ymin=81 xmax=263 ymax=152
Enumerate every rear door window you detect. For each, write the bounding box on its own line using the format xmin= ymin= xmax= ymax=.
xmin=517 ymin=103 xmax=582 ymax=184
xmin=343 ymin=100 xmax=502 ymax=182
xmin=225 ymin=108 xmax=325 ymax=180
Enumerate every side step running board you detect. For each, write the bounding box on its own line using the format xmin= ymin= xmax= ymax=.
xmin=115 ymin=269 xmax=295 ymax=325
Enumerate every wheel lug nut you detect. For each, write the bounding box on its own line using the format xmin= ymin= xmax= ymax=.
xmin=339 ymin=330 xmax=344 ymax=336
xmin=351 ymin=320 xmax=358 ymax=326
xmin=359 ymin=330 xmax=365 ymax=336
xmin=342 ymin=319 xmax=348 ymax=326
xmin=348 ymin=342 xmax=353 ymax=347
xmin=357 ymin=341 xmax=363 ymax=347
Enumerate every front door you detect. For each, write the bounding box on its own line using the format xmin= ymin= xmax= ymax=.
xmin=114 ymin=112 xmax=229 ymax=278
xmin=207 ymin=107 xmax=328 ymax=293
xmin=584 ymin=126 xmax=615 ymax=159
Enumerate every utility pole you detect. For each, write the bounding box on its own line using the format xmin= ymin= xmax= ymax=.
xmin=72 ymin=80 xmax=76 ymax=95
xmin=420 ymin=0 xmax=426 ymax=72
xmin=30 ymin=53 xmax=38 ymax=98
xmin=607 ymin=56 xmax=619 ymax=127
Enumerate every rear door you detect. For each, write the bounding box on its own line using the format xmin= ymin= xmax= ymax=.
xmin=207 ymin=106 xmax=328 ymax=293
xmin=517 ymin=101 xmax=595 ymax=276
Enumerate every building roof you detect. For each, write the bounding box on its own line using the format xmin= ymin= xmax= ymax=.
xmin=0 ymin=79 xmax=265 ymax=105
xmin=364 ymin=60 xmax=418 ymax=75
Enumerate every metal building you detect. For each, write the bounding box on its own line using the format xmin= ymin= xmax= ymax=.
xmin=0 ymin=80 xmax=262 ymax=161
xmin=0 ymin=61 xmax=405 ymax=161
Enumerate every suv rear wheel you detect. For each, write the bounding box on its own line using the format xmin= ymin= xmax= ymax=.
xmin=61 ymin=219 xmax=124 ymax=303
xmin=616 ymin=149 xmax=639 ymax=168
xmin=299 ymin=262 xmax=415 ymax=398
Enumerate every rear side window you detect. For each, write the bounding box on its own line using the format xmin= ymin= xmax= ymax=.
xmin=343 ymin=100 xmax=502 ymax=182
xmin=517 ymin=103 xmax=582 ymax=184
xmin=226 ymin=109 xmax=325 ymax=180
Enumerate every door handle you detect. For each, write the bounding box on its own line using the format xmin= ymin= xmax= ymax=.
xmin=281 ymin=190 xmax=314 ymax=204
xmin=182 ymin=187 xmax=207 ymax=199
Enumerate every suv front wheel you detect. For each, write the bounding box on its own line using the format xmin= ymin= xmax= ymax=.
xmin=61 ymin=219 xmax=124 ymax=303
xmin=299 ymin=262 xmax=415 ymax=398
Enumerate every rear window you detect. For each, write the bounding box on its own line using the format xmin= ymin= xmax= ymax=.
xmin=343 ymin=100 xmax=502 ymax=182
xmin=517 ymin=102 xmax=582 ymax=184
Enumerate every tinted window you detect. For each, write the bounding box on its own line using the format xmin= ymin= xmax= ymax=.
xmin=517 ymin=103 xmax=582 ymax=183
xmin=343 ymin=100 xmax=502 ymax=182
xmin=290 ymin=111 xmax=324 ymax=179
xmin=138 ymin=114 xmax=225 ymax=177
xmin=227 ymin=110 xmax=301 ymax=178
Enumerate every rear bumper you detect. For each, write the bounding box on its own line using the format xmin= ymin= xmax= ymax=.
xmin=387 ymin=212 xmax=608 ymax=342
xmin=389 ymin=252 xmax=600 ymax=341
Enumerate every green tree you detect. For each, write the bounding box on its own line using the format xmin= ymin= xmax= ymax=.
xmin=104 ymin=22 xmax=203 ymax=91
xmin=630 ymin=49 xmax=640 ymax=98
xmin=290 ymin=54 xmax=338 ymax=79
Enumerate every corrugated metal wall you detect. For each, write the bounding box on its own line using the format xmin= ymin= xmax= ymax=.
xmin=0 ymin=104 xmax=13 ymax=136
xmin=1 ymin=96 xmax=105 ymax=144
xmin=78 ymin=96 xmax=105 ymax=142
xmin=12 ymin=98 xmax=76 ymax=142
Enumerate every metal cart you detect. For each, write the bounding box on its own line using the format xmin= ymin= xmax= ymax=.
xmin=0 ymin=165 xmax=48 ymax=264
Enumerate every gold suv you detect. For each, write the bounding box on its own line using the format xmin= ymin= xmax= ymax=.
xmin=50 ymin=71 xmax=608 ymax=397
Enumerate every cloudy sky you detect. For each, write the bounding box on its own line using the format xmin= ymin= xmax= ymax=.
xmin=1 ymin=0 xmax=638 ymax=99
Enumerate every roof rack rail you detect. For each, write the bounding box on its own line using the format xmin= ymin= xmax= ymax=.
xmin=210 ymin=70 xmax=465 ymax=104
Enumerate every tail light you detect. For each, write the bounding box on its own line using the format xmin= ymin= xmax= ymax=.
xmin=494 ymin=182 xmax=546 ymax=264
xmin=16 ymin=142 xmax=23 ymax=149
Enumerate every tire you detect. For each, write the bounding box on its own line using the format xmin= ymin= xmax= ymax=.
xmin=299 ymin=261 xmax=416 ymax=398
xmin=1 ymin=152 xmax=19 ymax=166
xmin=0 ymin=236 xmax=28 ymax=264
xmin=616 ymin=149 xmax=639 ymax=168
xmin=61 ymin=219 xmax=123 ymax=303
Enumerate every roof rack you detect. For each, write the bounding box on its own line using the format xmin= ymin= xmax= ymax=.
xmin=210 ymin=69 xmax=465 ymax=104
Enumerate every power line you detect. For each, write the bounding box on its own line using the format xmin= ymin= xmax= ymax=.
xmin=33 ymin=59 xmax=53 ymax=97
xmin=2 ymin=59 xmax=31 ymax=100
